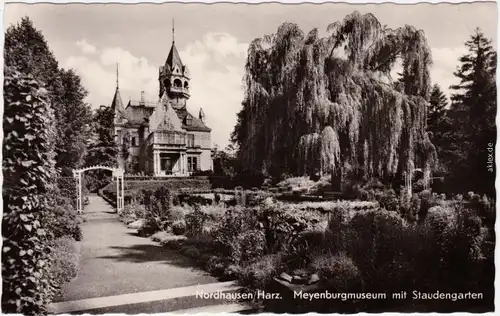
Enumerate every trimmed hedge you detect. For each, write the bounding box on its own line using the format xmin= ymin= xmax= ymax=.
xmin=3 ymin=68 xmax=84 ymax=314
xmin=3 ymin=68 xmax=58 ymax=314
xmin=101 ymin=179 xmax=211 ymax=203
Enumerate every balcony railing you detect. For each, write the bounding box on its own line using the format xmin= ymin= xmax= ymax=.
xmin=171 ymin=86 xmax=189 ymax=94
xmin=150 ymin=132 xmax=186 ymax=146
xmin=146 ymin=131 xmax=203 ymax=148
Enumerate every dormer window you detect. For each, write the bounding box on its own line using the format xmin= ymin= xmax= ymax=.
xmin=186 ymin=116 xmax=192 ymax=125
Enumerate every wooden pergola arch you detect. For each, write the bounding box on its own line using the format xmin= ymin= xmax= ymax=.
xmin=72 ymin=165 xmax=125 ymax=214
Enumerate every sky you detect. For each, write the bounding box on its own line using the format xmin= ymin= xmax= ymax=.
xmin=3 ymin=2 xmax=497 ymax=148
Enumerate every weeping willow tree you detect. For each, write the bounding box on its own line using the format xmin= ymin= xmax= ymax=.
xmin=232 ymin=12 xmax=437 ymax=181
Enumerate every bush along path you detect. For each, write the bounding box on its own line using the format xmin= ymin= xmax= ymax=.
xmin=50 ymin=195 xmax=250 ymax=314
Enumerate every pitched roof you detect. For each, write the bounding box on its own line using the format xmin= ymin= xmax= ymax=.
xmin=165 ymin=43 xmax=183 ymax=70
xmin=125 ymin=105 xmax=154 ymax=125
xmin=174 ymin=107 xmax=211 ymax=132
xmin=111 ymin=87 xmax=126 ymax=117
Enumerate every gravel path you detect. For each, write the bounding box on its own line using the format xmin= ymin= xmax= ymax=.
xmin=56 ymin=195 xmax=218 ymax=303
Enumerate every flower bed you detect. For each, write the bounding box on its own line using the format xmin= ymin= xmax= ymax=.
xmin=148 ymin=194 xmax=494 ymax=312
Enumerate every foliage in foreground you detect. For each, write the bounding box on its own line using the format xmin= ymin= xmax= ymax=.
xmin=156 ymin=191 xmax=493 ymax=312
xmin=2 ymin=66 xmax=83 ymax=314
xmin=49 ymin=237 xmax=81 ymax=288
xmin=2 ymin=67 xmax=58 ymax=314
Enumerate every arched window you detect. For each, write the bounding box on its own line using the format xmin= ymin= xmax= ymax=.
xmin=174 ymin=79 xmax=182 ymax=88
xmin=184 ymin=81 xmax=189 ymax=89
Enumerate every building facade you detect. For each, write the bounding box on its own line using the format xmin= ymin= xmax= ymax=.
xmin=111 ymin=39 xmax=213 ymax=176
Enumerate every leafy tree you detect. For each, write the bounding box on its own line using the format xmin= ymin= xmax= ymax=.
xmin=4 ymin=17 xmax=60 ymax=93
xmin=56 ymin=69 xmax=93 ymax=175
xmin=5 ymin=17 xmax=93 ymax=176
xmin=233 ymin=12 xmax=436 ymax=181
xmin=85 ymin=106 xmax=118 ymax=166
xmin=443 ymin=29 xmax=496 ymax=195
xmin=426 ymin=84 xmax=453 ymax=170
xmin=428 ymin=84 xmax=448 ymax=130
xmin=120 ymin=129 xmax=131 ymax=171
xmin=2 ymin=66 xmax=58 ymax=314
xmin=212 ymin=144 xmax=239 ymax=177
xmin=84 ymin=106 xmax=118 ymax=191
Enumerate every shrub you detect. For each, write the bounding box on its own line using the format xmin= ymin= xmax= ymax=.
xmin=286 ymin=230 xmax=329 ymax=270
xmin=417 ymin=190 xmax=437 ymax=222
xmin=363 ymin=178 xmax=385 ymax=190
xmin=310 ymin=252 xmax=364 ymax=292
xmin=50 ymin=237 xmax=80 ymax=287
xmin=330 ymin=209 xmax=426 ymax=292
xmin=238 ymin=254 xmax=283 ymax=290
xmin=327 ymin=206 xmax=346 ymax=232
xmin=277 ymin=176 xmax=315 ymax=192
xmin=182 ymin=246 xmax=201 ymax=258
xmin=191 ymin=170 xmax=214 ymax=177
xmin=235 ymin=190 xmax=247 ymax=206
xmin=211 ymin=208 xmax=261 ymax=262
xmin=409 ymin=195 xmax=421 ymax=222
xmin=223 ymin=264 xmax=243 ymax=280
xmin=172 ymin=220 xmax=187 ymax=235
xmin=179 ymin=194 xmax=213 ymax=206
xmin=375 ymin=189 xmax=399 ymax=211
xmin=425 ymin=206 xmax=457 ymax=233
xmin=205 ymin=256 xmax=226 ymax=275
xmin=140 ymin=187 xmax=172 ymax=234
xmin=260 ymin=207 xmax=316 ymax=253
xmin=119 ymin=200 xmax=146 ymax=223
xmin=234 ymin=229 xmax=267 ymax=264
xmin=57 ymin=177 xmax=78 ymax=209
xmin=45 ymin=197 xmax=83 ymax=241
xmin=169 ymin=206 xmax=188 ymax=222
xmin=185 ymin=206 xmax=210 ymax=237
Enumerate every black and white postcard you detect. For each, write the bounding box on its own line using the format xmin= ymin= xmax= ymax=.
xmin=2 ymin=1 xmax=496 ymax=314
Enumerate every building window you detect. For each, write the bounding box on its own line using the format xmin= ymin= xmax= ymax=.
xmin=188 ymin=156 xmax=198 ymax=172
xmin=161 ymin=156 xmax=173 ymax=172
xmin=168 ymin=133 xmax=175 ymax=144
xmin=187 ymin=134 xmax=195 ymax=147
xmin=132 ymin=137 xmax=136 ymax=147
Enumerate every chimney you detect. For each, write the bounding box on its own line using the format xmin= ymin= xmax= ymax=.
xmin=140 ymin=91 xmax=145 ymax=105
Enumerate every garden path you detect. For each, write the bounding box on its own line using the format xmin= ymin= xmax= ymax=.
xmin=50 ymin=195 xmax=247 ymax=314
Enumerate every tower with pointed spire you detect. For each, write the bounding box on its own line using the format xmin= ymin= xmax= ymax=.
xmin=158 ymin=19 xmax=190 ymax=110
xmin=111 ymin=63 xmax=127 ymax=125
